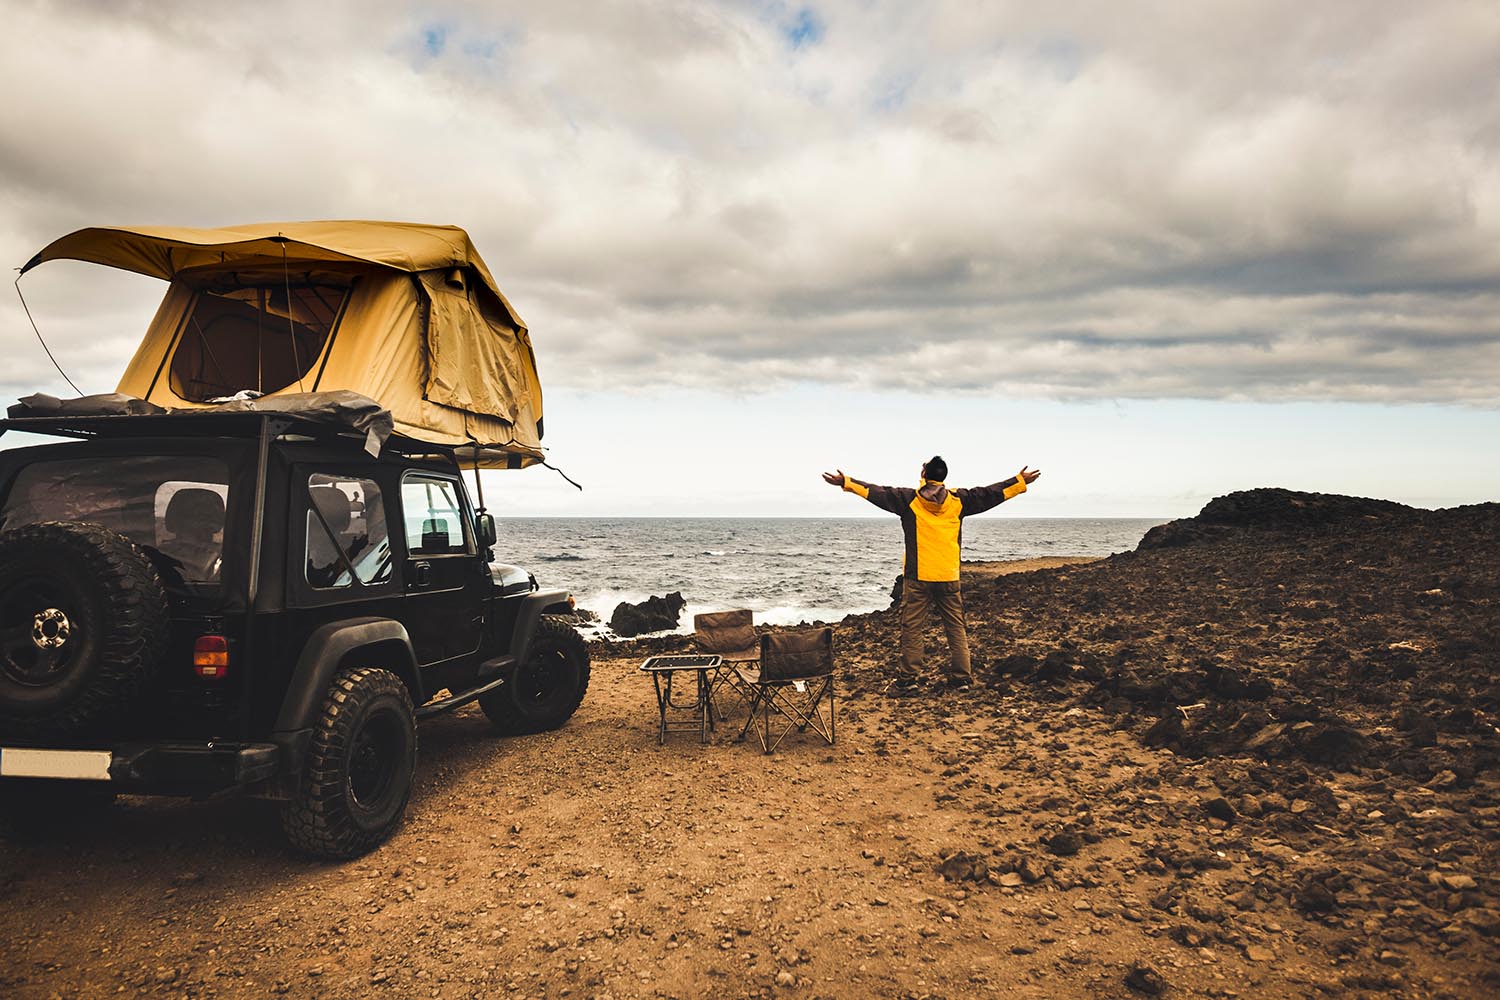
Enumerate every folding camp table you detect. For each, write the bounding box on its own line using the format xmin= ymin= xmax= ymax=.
xmin=639 ymin=654 xmax=723 ymax=744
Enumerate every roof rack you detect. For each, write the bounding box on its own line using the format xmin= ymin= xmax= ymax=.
xmin=0 ymin=411 xmax=340 ymax=444
xmin=0 ymin=411 xmax=464 ymax=470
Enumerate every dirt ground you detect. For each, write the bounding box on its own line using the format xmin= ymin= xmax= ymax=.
xmin=1 ymin=513 xmax=1496 ymax=1000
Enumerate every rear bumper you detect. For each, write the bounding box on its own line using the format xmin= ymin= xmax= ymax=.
xmin=1 ymin=741 xmax=280 ymax=795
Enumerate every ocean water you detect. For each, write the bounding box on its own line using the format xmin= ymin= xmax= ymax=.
xmin=494 ymin=517 xmax=1164 ymax=638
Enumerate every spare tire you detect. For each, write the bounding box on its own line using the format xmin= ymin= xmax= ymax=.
xmin=0 ymin=521 xmax=169 ymax=739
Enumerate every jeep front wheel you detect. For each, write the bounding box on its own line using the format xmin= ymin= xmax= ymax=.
xmin=281 ymin=667 xmax=416 ymax=859
xmin=480 ymin=615 xmax=590 ymax=735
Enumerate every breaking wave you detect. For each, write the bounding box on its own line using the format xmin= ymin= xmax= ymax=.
xmin=499 ymin=517 xmax=1163 ymax=640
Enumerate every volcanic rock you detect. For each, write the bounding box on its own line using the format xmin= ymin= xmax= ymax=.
xmin=1170 ymin=923 xmax=1211 ymax=947
xmin=1042 ymin=830 xmax=1083 ymax=856
xmin=1124 ymin=962 xmax=1166 ymax=995
xmin=1296 ymin=880 xmax=1338 ymax=913
xmin=1018 ymin=857 xmax=1048 ymax=883
xmin=1397 ymin=707 xmax=1439 ymax=747
xmin=1202 ymin=796 xmax=1237 ymax=823
xmin=936 ymin=851 xmax=989 ymax=882
xmin=1138 ymin=488 xmax=1411 ymax=550
xmin=610 ymin=592 xmax=687 ymax=636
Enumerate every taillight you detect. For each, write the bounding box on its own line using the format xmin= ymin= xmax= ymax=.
xmin=194 ymin=635 xmax=229 ymax=679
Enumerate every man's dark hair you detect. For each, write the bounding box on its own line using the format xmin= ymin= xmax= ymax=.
xmin=922 ymin=455 xmax=947 ymax=481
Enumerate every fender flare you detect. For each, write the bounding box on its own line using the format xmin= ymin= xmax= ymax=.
xmin=508 ymin=588 xmax=577 ymax=663
xmin=273 ymin=617 xmax=422 ymax=733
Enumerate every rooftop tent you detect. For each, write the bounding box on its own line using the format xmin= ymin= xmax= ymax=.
xmin=21 ymin=221 xmax=545 ymax=467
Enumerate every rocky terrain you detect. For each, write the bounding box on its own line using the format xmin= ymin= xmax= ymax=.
xmin=888 ymin=491 xmax=1500 ymax=996
xmin=0 ymin=491 xmax=1495 ymax=999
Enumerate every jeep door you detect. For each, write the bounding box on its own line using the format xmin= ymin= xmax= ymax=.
xmin=397 ymin=472 xmax=484 ymax=667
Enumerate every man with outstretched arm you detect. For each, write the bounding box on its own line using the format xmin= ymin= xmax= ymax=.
xmin=822 ymin=456 xmax=1041 ymax=692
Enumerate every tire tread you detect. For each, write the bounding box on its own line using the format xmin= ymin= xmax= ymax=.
xmin=281 ymin=667 xmax=416 ymax=859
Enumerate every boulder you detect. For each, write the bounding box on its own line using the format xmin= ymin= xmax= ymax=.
xmin=610 ymin=592 xmax=687 ymax=637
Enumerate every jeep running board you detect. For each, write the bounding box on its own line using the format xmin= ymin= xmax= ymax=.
xmin=414 ymin=657 xmax=515 ymax=719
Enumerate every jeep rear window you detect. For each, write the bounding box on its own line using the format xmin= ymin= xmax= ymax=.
xmin=0 ymin=456 xmax=230 ymax=583
xmin=170 ymin=280 xmax=350 ymax=402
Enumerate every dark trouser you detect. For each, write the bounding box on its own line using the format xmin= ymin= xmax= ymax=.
xmin=898 ymin=579 xmax=971 ymax=681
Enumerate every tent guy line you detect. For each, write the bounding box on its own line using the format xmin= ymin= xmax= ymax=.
xmin=13 ymin=274 xmax=83 ymax=397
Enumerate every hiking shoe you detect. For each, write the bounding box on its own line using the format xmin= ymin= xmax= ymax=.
xmin=888 ymin=676 xmax=922 ymax=696
xmin=943 ymin=677 xmax=973 ymax=692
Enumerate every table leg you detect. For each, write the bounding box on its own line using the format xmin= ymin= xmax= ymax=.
xmin=653 ymin=672 xmax=668 ymax=745
xmin=698 ymin=669 xmax=709 ymax=744
xmin=704 ymin=665 xmax=723 ymax=726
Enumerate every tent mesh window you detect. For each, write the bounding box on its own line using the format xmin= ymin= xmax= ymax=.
xmin=169 ymin=281 xmax=350 ymax=402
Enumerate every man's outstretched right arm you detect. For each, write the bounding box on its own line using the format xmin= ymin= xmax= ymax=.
xmin=821 ymin=469 xmax=913 ymax=515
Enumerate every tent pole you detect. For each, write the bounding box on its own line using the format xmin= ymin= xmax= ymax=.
xmin=470 ymin=440 xmax=486 ymax=514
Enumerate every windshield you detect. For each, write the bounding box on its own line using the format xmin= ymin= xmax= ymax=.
xmin=1 ymin=456 xmax=231 ymax=584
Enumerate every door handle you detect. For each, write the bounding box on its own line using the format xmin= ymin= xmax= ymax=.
xmin=412 ymin=561 xmax=432 ymax=588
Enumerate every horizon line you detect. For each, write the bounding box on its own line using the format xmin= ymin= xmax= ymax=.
xmin=492 ymin=513 xmax=1173 ymax=520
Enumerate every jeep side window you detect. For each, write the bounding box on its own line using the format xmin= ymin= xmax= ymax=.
xmin=305 ymin=474 xmax=392 ymax=589
xmin=400 ymin=476 xmax=470 ymax=556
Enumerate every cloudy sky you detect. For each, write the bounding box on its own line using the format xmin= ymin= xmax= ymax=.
xmin=2 ymin=1 xmax=1497 ymax=516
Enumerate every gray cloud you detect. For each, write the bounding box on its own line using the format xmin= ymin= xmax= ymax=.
xmin=1 ymin=0 xmax=1497 ymax=407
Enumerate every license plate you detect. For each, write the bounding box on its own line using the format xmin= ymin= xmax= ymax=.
xmin=0 ymin=748 xmax=112 ymax=781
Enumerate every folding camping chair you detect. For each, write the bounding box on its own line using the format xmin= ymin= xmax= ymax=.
xmin=736 ymin=627 xmax=835 ymax=754
xmin=693 ymin=609 xmax=759 ymax=720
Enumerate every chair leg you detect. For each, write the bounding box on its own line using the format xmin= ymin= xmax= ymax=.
xmin=740 ymin=677 xmax=837 ymax=752
xmin=753 ymin=683 xmax=812 ymax=753
xmin=829 ymin=677 xmax=835 ymax=745
xmin=709 ymin=669 xmax=752 ymax=724
xmin=737 ymin=687 xmax=766 ymax=743
xmin=761 ymin=688 xmax=773 ymax=754
xmin=802 ymin=677 xmax=834 ymax=746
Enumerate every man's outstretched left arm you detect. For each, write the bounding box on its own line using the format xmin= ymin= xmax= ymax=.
xmin=954 ymin=466 xmax=1042 ymax=517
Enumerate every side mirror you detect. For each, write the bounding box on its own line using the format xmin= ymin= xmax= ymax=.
xmin=474 ymin=512 xmax=497 ymax=549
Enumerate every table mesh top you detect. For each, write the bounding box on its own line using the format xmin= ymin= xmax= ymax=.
xmin=639 ymin=654 xmax=722 ymax=671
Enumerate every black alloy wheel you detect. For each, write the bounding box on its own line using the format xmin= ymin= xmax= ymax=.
xmin=0 ymin=576 xmax=89 ymax=691
xmin=480 ymin=615 xmax=590 ymax=735
xmin=347 ymin=707 xmax=404 ymax=807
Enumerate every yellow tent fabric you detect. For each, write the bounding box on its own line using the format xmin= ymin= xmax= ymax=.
xmin=25 ymin=221 xmax=544 ymax=466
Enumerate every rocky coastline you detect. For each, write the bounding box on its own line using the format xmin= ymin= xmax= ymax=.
xmin=2 ymin=488 xmax=1495 ymax=998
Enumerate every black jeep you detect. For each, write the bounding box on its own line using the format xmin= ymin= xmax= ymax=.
xmin=0 ymin=405 xmax=588 ymax=858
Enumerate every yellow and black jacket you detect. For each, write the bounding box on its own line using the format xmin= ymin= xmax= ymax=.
xmin=842 ymin=475 xmax=1027 ymax=582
